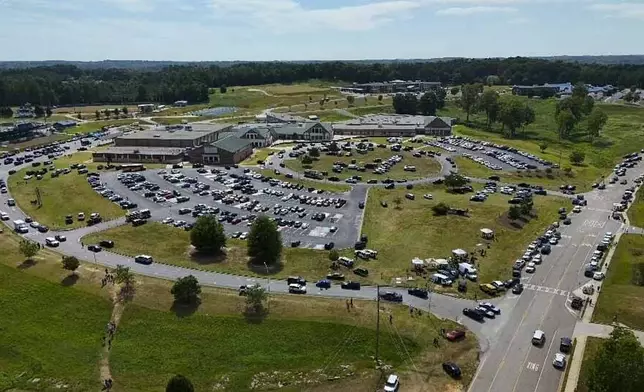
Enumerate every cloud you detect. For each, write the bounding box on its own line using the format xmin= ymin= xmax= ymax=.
xmin=436 ymin=6 xmax=517 ymax=15
xmin=589 ymin=3 xmax=644 ymax=20
xmin=208 ymin=0 xmax=422 ymax=31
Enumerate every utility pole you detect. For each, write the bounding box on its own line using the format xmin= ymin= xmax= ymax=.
xmin=375 ymin=284 xmax=380 ymax=366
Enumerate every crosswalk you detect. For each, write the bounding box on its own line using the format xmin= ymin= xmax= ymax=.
xmin=523 ymin=284 xmax=569 ymax=297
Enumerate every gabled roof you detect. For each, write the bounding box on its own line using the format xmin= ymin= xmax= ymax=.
xmin=211 ymin=135 xmax=252 ymax=153
xmin=273 ymin=122 xmax=333 ymax=136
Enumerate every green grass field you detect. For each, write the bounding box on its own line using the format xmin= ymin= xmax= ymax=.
xmin=593 ymin=234 xmax=644 ymax=330
xmin=575 ymin=337 xmax=603 ymax=392
xmin=7 ymin=153 xmax=125 ymax=229
xmin=0 ymin=229 xmax=477 ymax=392
xmin=361 ymin=184 xmax=568 ymax=296
xmin=627 ymin=186 xmax=644 ymax=228
xmin=68 ymin=119 xmax=137 ymax=135
xmin=284 ymin=149 xmax=442 ymax=182
xmin=239 ymin=147 xmax=276 ymax=166
xmin=347 ymin=104 xmax=395 ymax=116
xmin=259 ymin=169 xmax=352 ymax=193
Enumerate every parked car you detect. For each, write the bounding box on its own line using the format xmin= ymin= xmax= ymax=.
xmin=383 ymin=374 xmax=400 ymax=392
xmin=446 ymin=330 xmax=466 ymax=341
xmin=134 ymin=255 xmax=153 ymax=265
xmin=353 ymin=267 xmax=369 ymax=277
xmin=87 ymin=245 xmax=102 ymax=252
xmin=512 ymin=283 xmax=524 ymax=294
xmin=99 ymin=240 xmax=114 ymax=248
xmin=379 ymin=291 xmax=403 ymax=302
xmin=552 ymin=353 xmax=566 ymax=369
xmin=442 ymin=362 xmax=462 ymax=378
xmin=326 ymin=272 xmax=345 ymax=280
xmin=462 ymin=308 xmax=485 ymax=321
xmin=478 ymin=302 xmax=501 ymax=314
xmin=315 ymin=279 xmax=331 ymax=289
xmin=341 ymin=281 xmax=361 ymax=290
xmin=560 ymin=337 xmax=572 ymax=353
xmin=407 ymin=287 xmax=429 ymax=299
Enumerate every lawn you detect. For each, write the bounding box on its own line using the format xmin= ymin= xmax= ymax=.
xmin=575 ymin=337 xmax=603 ymax=392
xmin=0 ymin=229 xmax=478 ymax=392
xmin=259 ymin=169 xmax=352 ymax=193
xmin=454 ymin=156 xmax=599 ymax=192
xmin=592 ymin=234 xmax=644 ymax=330
xmin=347 ymin=104 xmax=395 ymax=116
xmin=7 ymin=153 xmax=125 ymax=229
xmin=627 ymin=186 xmax=644 ymax=228
xmin=445 ymin=100 xmax=644 ymax=190
xmin=53 ymin=105 xmax=139 ymax=115
xmin=361 ymin=184 xmax=568 ymax=296
xmin=285 ymin=149 xmax=442 ymax=182
xmin=239 ymin=147 xmax=276 ymax=166
xmin=68 ymin=119 xmax=137 ymax=135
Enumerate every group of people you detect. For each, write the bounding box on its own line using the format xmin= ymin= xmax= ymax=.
xmin=102 ymin=321 xmax=117 ymax=350
xmin=101 ymin=268 xmax=115 ymax=288
xmin=101 ymin=378 xmax=113 ymax=391
xmin=345 ymin=298 xmax=354 ymax=311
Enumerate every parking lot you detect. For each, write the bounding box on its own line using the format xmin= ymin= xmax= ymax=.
xmin=99 ymin=166 xmax=365 ymax=249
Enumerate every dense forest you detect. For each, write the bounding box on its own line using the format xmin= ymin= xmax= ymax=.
xmin=1 ymin=57 xmax=643 ymax=107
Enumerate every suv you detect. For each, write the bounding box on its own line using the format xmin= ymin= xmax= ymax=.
xmin=462 ymin=308 xmax=485 ymax=321
xmin=383 ymin=374 xmax=399 ymax=392
xmin=134 ymin=255 xmax=153 ymax=265
xmin=532 ymin=330 xmax=546 ymax=346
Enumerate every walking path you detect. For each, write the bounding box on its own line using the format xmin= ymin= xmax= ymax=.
xmin=562 ymin=183 xmax=641 ymax=392
xmin=98 ymin=283 xmax=126 ymax=391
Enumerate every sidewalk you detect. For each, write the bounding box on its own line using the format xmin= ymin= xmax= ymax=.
xmin=573 ymin=321 xmax=644 ymax=346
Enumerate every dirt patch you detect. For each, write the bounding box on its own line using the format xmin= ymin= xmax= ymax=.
xmin=496 ymin=212 xmax=525 ymax=230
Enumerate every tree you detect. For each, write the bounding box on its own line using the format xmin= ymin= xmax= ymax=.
xmin=432 ymin=202 xmax=450 ymax=216
xmin=435 ymin=88 xmax=447 ymax=109
xmin=76 ymin=113 xmax=82 ymax=120
xmin=245 ymin=284 xmax=267 ymax=314
xmin=450 ymin=87 xmax=460 ymax=95
xmin=459 ymin=84 xmax=480 ymax=122
xmin=444 ymin=173 xmax=468 ymax=191
xmin=539 ymin=142 xmax=548 ymax=153
xmin=62 ymin=255 xmax=80 ymax=274
xmin=136 ymin=85 xmax=148 ymax=101
xmin=301 ymin=155 xmax=313 ymax=165
xmin=556 ymin=108 xmax=576 ymax=140
xmin=104 ymin=110 xmax=111 ymax=119
xmin=220 ymin=84 xmax=227 ymax=93
xmin=329 ymin=249 xmax=339 ymax=261
xmin=393 ymin=196 xmax=402 ymax=209
xmin=478 ymin=90 xmax=500 ymax=128
xmin=166 ymin=375 xmax=195 ymax=392
xmin=19 ymin=239 xmax=39 ymax=260
xmin=247 ymin=215 xmax=282 ymax=266
xmin=308 ymin=147 xmax=320 ymax=158
xmin=378 ymin=94 xmax=383 ymax=102
xmin=520 ymin=198 xmax=534 ymax=215
xmin=587 ymin=327 xmax=644 ymax=392
xmin=486 ymin=75 xmax=500 ymax=86
xmin=308 ymin=95 xmax=312 ymax=102
xmin=171 ymin=275 xmax=202 ymax=304
xmin=328 ymin=141 xmax=339 ymax=153
xmin=346 ymin=95 xmax=355 ymax=106
xmin=0 ymin=107 xmax=13 ymax=118
xmin=122 ymin=106 xmax=128 ymax=115
xmin=570 ymin=150 xmax=586 ymax=165
xmin=419 ymin=91 xmax=438 ymax=116
xmin=508 ymin=205 xmax=522 ymax=221
xmin=498 ymin=96 xmax=528 ymax=138
xmin=319 ymin=99 xmax=324 ymax=108
xmin=34 ymin=105 xmax=45 ymax=118
xmin=190 ymin=215 xmax=226 ymax=254
xmin=45 ymin=107 xmax=52 ymax=118
xmin=95 ymin=110 xmax=101 ymax=120
xmin=587 ymin=108 xmax=608 ymax=141
xmin=115 ymin=265 xmax=134 ymax=286
xmin=393 ymin=93 xmax=418 ymax=115
xmin=113 ymin=107 xmax=120 ymax=117
xmin=624 ymin=91 xmax=635 ymax=103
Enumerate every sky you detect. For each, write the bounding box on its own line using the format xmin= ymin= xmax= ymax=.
xmin=0 ymin=0 xmax=642 ymax=61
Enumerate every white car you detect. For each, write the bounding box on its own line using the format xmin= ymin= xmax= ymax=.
xmin=553 ymin=353 xmax=566 ymax=369
xmin=526 ymin=262 xmax=536 ymax=273
xmin=549 ymin=237 xmax=558 ymax=245
xmin=593 ymin=271 xmax=605 ymax=281
xmin=288 ymin=283 xmax=306 ymax=294
xmin=384 ymin=374 xmax=400 ymax=392
xmin=573 ymin=206 xmax=582 ymax=213
xmin=239 ymin=232 xmax=249 ymax=240
xmin=478 ymin=302 xmax=501 ymax=314
xmin=161 ymin=217 xmax=174 ymax=224
xmin=423 ymin=194 xmax=433 ymax=200
xmin=45 ymin=237 xmax=59 ymax=247
xmin=30 ymin=221 xmax=40 ymax=228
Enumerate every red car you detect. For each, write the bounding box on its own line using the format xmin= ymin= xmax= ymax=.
xmin=446 ymin=330 xmax=466 ymax=341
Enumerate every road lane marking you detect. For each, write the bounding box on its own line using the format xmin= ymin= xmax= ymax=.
xmin=534 ymin=328 xmax=559 ymax=392
xmin=526 ymin=362 xmax=540 ymax=372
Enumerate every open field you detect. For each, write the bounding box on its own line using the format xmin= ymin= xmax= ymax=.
xmin=593 ymin=234 xmax=644 ymax=330
xmin=240 ymin=147 xmax=277 ymax=166
xmin=361 ymin=184 xmax=568 ymax=296
xmin=7 ymin=153 xmax=125 ymax=229
xmin=347 ymin=104 xmax=396 ymax=116
xmin=575 ymin=337 xmax=603 ymax=392
xmin=0 ymin=230 xmax=478 ymax=391
xmin=627 ymin=186 xmax=644 ymax=227
xmin=259 ymin=169 xmax=352 ymax=193
xmin=53 ymin=105 xmax=139 ymax=115
xmin=1 ymin=133 xmax=72 ymax=151
xmin=445 ymin=101 xmax=644 ymax=190
xmin=285 ymin=149 xmax=442 ymax=182
xmin=67 ymin=119 xmax=137 ymax=134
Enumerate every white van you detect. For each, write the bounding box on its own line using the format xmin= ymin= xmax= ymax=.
xmin=458 ymin=262 xmax=477 ymax=275
xmin=45 ymin=237 xmax=60 ymax=247
xmin=0 ymin=211 xmax=9 ymax=221
xmin=431 ymin=273 xmax=453 ymax=286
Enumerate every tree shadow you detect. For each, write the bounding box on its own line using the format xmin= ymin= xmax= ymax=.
xmin=247 ymin=260 xmax=284 ymax=276
xmin=243 ymin=306 xmax=268 ymax=324
xmin=188 ymin=248 xmax=228 ymax=266
xmin=171 ymin=299 xmax=201 ymax=318
xmin=61 ymin=274 xmax=79 ymax=287
xmin=17 ymin=259 xmax=37 ymax=270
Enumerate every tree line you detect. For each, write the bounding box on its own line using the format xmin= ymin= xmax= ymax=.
xmin=1 ymin=57 xmax=644 ymax=107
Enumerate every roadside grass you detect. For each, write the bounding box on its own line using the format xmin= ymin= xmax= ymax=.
xmin=0 ymin=229 xmax=478 ymax=392
xmin=239 ymin=147 xmax=276 ymax=166
xmin=284 ymin=149 xmax=442 ymax=181
xmin=68 ymin=119 xmax=137 ymax=135
xmin=7 ymin=153 xmax=125 ymax=229
xmin=2 ymin=133 xmax=72 ymax=151
xmin=446 ymin=101 xmax=644 ymax=189
xmin=575 ymin=337 xmax=603 ymax=392
xmin=627 ymin=186 xmax=644 ymax=227
xmin=253 ymin=82 xmax=336 ymax=95
xmin=454 ymin=156 xmax=598 ymax=192
xmin=592 ymin=234 xmax=644 ymax=330
xmin=259 ymin=169 xmax=352 ymax=193
xmin=559 ymin=338 xmax=577 ymax=392
xmin=361 ymin=184 xmax=568 ymax=297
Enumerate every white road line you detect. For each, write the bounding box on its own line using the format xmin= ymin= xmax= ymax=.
xmin=534 ymin=328 xmax=559 ymax=392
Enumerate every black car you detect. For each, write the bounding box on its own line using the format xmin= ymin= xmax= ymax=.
xmin=291 ymin=240 xmax=301 ymax=247
xmin=37 ymin=225 xmax=49 ymax=233
xmin=560 ymin=337 xmax=573 ymax=353
xmin=341 ymin=281 xmax=361 ymax=290
xmin=324 ymin=242 xmax=335 ymax=250
xmin=358 ymin=202 xmax=365 ymax=209
xmin=462 ymin=308 xmax=485 ymax=322
xmin=563 ymin=218 xmax=572 ymax=225
xmin=408 ymin=287 xmax=429 ymax=299
xmin=379 ymin=291 xmax=403 ymax=302
xmin=541 ymin=245 xmax=551 ymax=254
xmin=512 ymin=283 xmax=524 ymax=294
xmin=353 ymin=267 xmax=369 ymax=277
xmin=442 ymin=362 xmax=462 ymax=378
xmin=99 ymin=240 xmax=114 ymax=248
xmin=87 ymin=245 xmax=102 ymax=252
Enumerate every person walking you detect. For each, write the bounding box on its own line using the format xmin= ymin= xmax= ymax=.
xmin=350 ymin=298 xmax=353 ymax=308
xmin=389 ymin=314 xmax=393 ymax=324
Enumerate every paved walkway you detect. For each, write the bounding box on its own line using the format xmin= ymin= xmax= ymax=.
xmin=573 ymin=321 xmax=644 ymax=345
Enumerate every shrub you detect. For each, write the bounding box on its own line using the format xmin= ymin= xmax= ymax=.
xmin=432 ymin=202 xmax=450 ymax=216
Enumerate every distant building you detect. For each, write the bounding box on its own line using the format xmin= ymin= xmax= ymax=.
xmin=265 ymin=112 xmax=308 ymax=123
xmin=273 ymin=122 xmax=333 ymax=141
xmin=512 ymin=82 xmax=616 ymax=98
xmin=137 ymin=104 xmax=156 ymax=114
xmin=225 ymin=125 xmax=277 ymax=148
xmin=188 ymin=135 xmax=253 ymax=165
xmin=92 ymin=147 xmax=185 ymax=164
xmin=343 ymin=80 xmax=441 ymax=94
xmin=0 ymin=121 xmax=40 ymax=143
xmin=174 ymin=100 xmax=188 ymax=107
xmin=332 ymin=115 xmax=452 ymax=137
xmin=53 ymin=120 xmax=78 ymax=131
xmin=15 ymin=103 xmax=35 ymax=118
